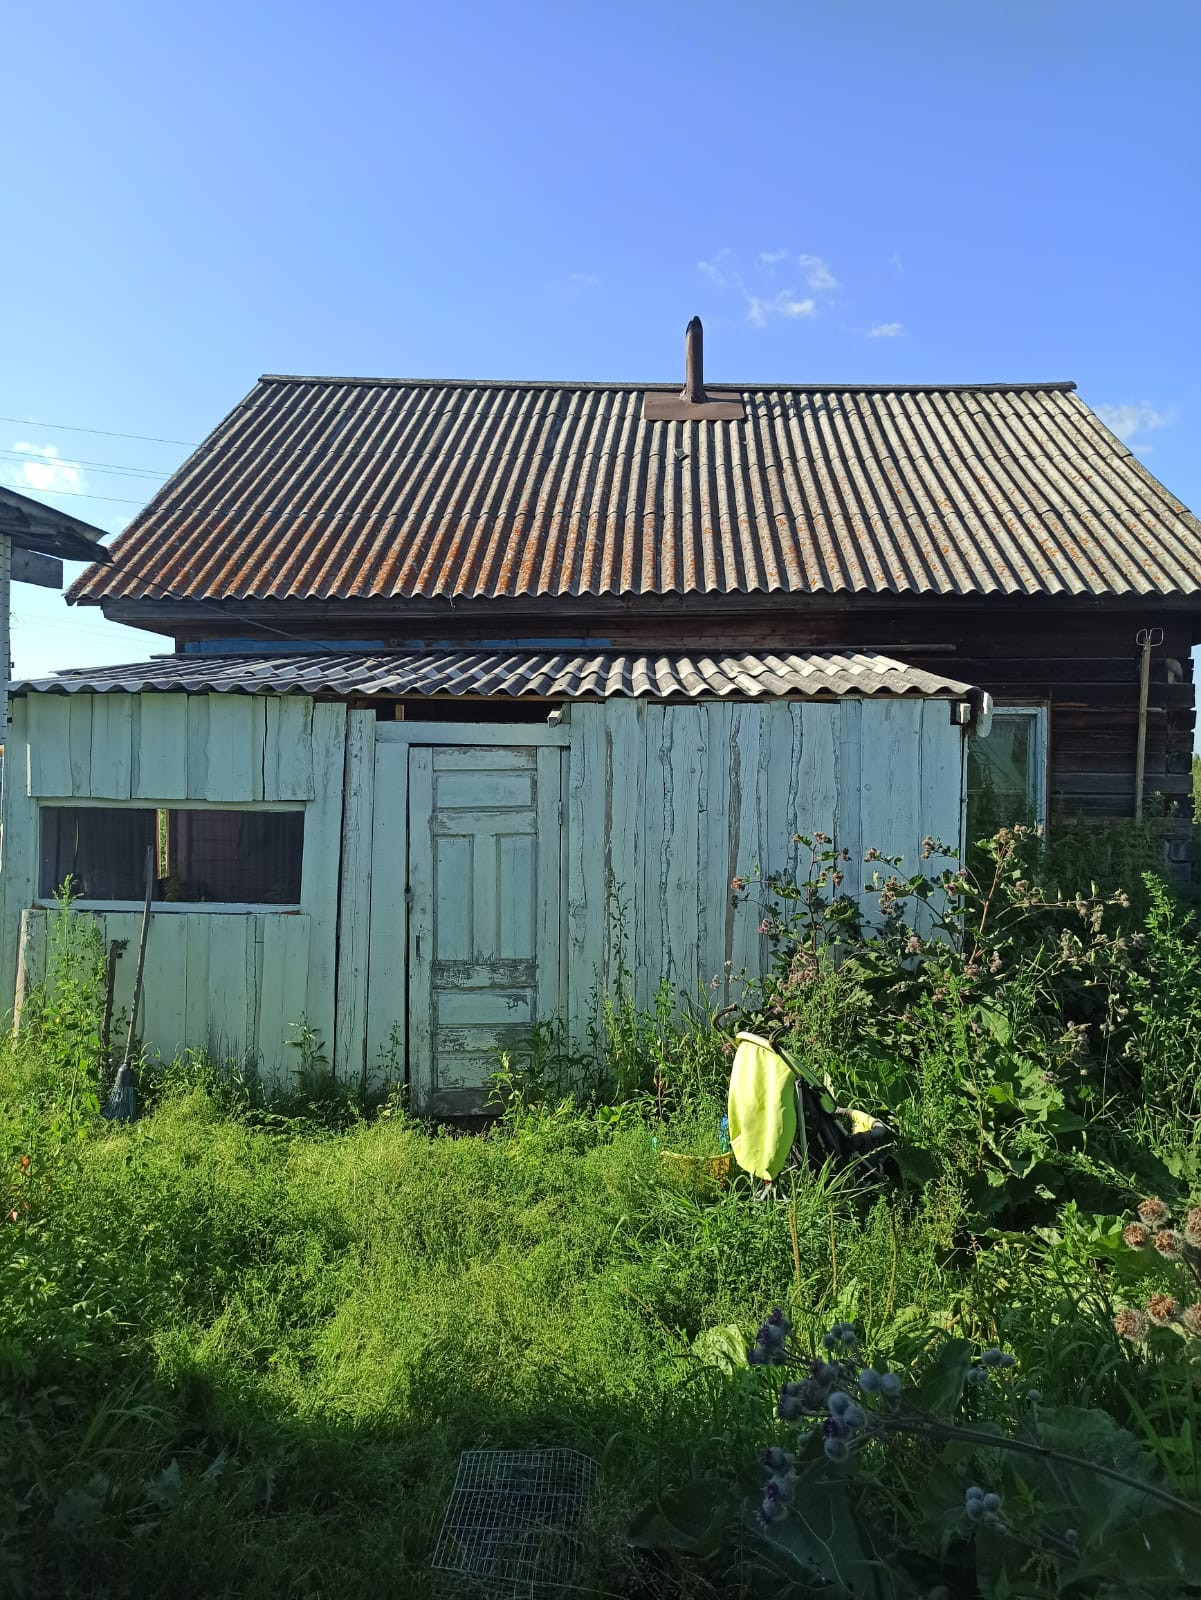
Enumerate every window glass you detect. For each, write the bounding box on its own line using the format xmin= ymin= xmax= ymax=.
xmin=40 ymin=807 xmax=303 ymax=904
xmin=966 ymin=709 xmax=1045 ymax=847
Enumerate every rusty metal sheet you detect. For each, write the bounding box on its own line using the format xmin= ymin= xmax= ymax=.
xmin=66 ymin=377 xmax=1201 ymax=606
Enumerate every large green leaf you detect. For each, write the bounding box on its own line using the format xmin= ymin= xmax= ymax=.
xmin=628 ymin=1479 xmax=734 ymax=1559
xmin=761 ymin=1477 xmax=907 ymax=1600
xmin=909 ymin=1335 xmax=974 ymax=1419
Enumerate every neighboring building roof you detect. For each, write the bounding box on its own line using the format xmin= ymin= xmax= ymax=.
xmin=68 ymin=371 xmax=1201 ymax=608
xmin=10 ymin=648 xmax=978 ymax=701
xmin=0 ymin=485 xmax=111 ymax=562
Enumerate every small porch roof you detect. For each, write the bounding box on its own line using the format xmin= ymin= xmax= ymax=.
xmin=11 ymin=648 xmax=979 ymax=702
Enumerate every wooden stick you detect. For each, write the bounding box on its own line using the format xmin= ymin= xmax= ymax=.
xmin=122 ymin=845 xmax=155 ymax=1071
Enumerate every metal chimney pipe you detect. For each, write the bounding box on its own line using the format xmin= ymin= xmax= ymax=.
xmin=683 ymin=316 xmax=705 ymax=403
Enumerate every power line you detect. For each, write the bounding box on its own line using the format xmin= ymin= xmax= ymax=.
xmin=0 ymin=449 xmax=167 ymax=480
xmin=0 ymin=414 xmax=197 ymax=447
xmin=0 ymin=483 xmax=150 ymax=506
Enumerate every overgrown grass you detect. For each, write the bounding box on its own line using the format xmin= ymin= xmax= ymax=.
xmin=5 ymin=835 xmax=1201 ymax=1597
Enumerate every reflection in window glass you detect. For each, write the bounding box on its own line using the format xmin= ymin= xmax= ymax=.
xmin=40 ymin=807 xmax=304 ymax=904
xmin=966 ymin=710 xmax=1044 ymax=848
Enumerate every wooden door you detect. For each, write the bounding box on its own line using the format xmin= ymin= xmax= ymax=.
xmin=407 ymin=744 xmax=563 ymax=1114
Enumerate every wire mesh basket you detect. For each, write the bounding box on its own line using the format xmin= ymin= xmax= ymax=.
xmin=430 ymin=1448 xmax=600 ymax=1597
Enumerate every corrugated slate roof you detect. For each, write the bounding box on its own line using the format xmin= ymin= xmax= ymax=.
xmin=10 ymin=649 xmax=977 ymax=701
xmin=68 ymin=375 xmax=1201 ymax=606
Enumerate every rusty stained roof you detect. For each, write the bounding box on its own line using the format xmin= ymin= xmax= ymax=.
xmin=10 ymin=649 xmax=977 ymax=701
xmin=68 ymin=376 xmax=1201 ymax=606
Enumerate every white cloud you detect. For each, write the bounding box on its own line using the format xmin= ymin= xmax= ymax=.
xmin=889 ymin=250 xmax=904 ymax=277
xmin=747 ymin=292 xmax=816 ymax=328
xmin=0 ymin=441 xmax=87 ymax=497
xmin=798 ymin=253 xmax=837 ymax=291
xmin=697 ymin=249 xmax=737 ymax=289
xmin=567 ymin=272 xmax=599 ymax=288
xmin=758 ymin=249 xmax=789 ymax=268
xmin=867 ymin=322 xmax=903 ymax=338
xmin=1094 ymin=403 xmax=1173 ymax=444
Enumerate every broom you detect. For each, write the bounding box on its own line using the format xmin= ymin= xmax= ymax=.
xmin=102 ymin=844 xmax=154 ymax=1122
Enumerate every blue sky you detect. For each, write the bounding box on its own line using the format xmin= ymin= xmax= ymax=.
xmin=3 ymin=0 xmax=1200 ymax=681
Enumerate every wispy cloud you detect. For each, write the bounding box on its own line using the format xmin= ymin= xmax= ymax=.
xmin=889 ymin=250 xmax=903 ymax=277
xmin=867 ymin=322 xmax=903 ymax=338
xmin=748 ymin=292 xmax=816 ymax=327
xmin=798 ymin=254 xmax=837 ymax=291
xmin=548 ymin=271 xmax=601 ymax=294
xmin=0 ymin=441 xmax=87 ymax=497
xmin=1094 ymin=402 xmax=1174 ymax=448
xmin=697 ymin=247 xmax=835 ymax=329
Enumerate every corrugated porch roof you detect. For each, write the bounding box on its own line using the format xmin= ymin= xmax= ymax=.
xmin=11 ymin=648 xmax=977 ymax=701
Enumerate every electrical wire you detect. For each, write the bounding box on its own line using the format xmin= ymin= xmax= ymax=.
xmin=0 ymin=484 xmax=150 ymax=505
xmin=0 ymin=415 xmax=196 ymax=446
xmin=0 ymin=449 xmax=167 ymax=480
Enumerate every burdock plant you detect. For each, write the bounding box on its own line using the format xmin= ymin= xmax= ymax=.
xmin=1113 ymin=1196 xmax=1201 ymax=1343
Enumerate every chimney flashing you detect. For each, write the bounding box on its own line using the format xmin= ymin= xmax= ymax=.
xmin=643 ymin=317 xmax=746 ymax=423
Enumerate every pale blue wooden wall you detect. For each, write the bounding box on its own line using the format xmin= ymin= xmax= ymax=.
xmin=3 ymin=690 xmax=964 ymax=1092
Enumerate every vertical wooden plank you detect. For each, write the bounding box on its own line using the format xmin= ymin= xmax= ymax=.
xmin=334 ymin=709 xmax=376 ymax=1088
xmin=365 ymin=736 xmax=408 ymax=1088
xmin=203 ymin=696 xmax=265 ymax=801
xmin=702 ymin=700 xmax=737 ymax=999
xmin=14 ymin=908 xmax=48 ymax=1024
xmin=182 ymin=913 xmax=212 ymax=1053
xmin=205 ymin=915 xmax=253 ymax=1065
xmin=653 ymin=706 xmax=705 ymax=1000
xmin=728 ymin=704 xmax=767 ymax=986
xmin=257 ymin=913 xmax=312 ymax=1086
xmin=133 ymin=694 xmax=189 ymax=800
xmin=565 ymin=705 xmax=607 ymax=1055
xmin=836 ymin=699 xmax=866 ymax=918
xmin=0 ymin=699 xmax=39 ymax=1015
xmin=264 ymin=696 xmax=315 ymax=800
xmin=603 ymin=699 xmax=646 ymax=1008
xmin=88 ymin=695 xmax=134 ymax=799
xmin=68 ymin=697 xmax=94 ymax=797
xmin=535 ymin=745 xmax=563 ymax=1021
xmin=406 ymin=746 xmax=435 ymax=1110
xmin=138 ymin=912 xmax=188 ymax=1062
xmin=26 ymin=694 xmax=73 ymax=796
xmin=639 ymin=701 xmax=667 ymax=1006
xmin=185 ymin=696 xmax=210 ymax=797
xmin=299 ymin=701 xmax=345 ymax=1065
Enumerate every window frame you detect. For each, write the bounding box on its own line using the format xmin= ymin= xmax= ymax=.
xmin=965 ymin=703 xmax=1049 ymax=835
xmin=35 ymin=797 xmax=307 ymax=913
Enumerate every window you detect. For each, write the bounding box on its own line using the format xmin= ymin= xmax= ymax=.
xmin=966 ymin=706 xmax=1048 ymax=846
xmin=39 ymin=806 xmax=304 ymax=905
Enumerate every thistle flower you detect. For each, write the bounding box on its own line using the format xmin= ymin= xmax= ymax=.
xmin=841 ymin=1403 xmax=867 ymax=1430
xmin=1138 ymin=1197 xmax=1169 ymax=1228
xmin=1123 ymin=1223 xmax=1150 ymax=1250
xmin=964 ymin=1486 xmax=985 ymax=1521
xmin=964 ymin=1366 xmax=988 ymax=1386
xmin=1026 ymin=1388 xmax=1041 ymax=1403
xmin=823 ymin=1436 xmax=849 ymax=1463
xmin=759 ymin=1488 xmax=788 ymax=1524
xmin=1146 ymin=1293 xmax=1179 ymax=1327
xmin=879 ymin=1371 xmax=902 ymax=1399
xmin=980 ymin=1348 xmax=1005 ymax=1367
xmin=1184 ymin=1208 xmax=1201 ymax=1248
xmin=730 ymin=876 xmax=747 ymax=892
xmin=1177 ymin=1304 xmax=1201 ymax=1337
xmin=1154 ymin=1230 xmax=1185 ymax=1261
xmin=1113 ymin=1307 xmax=1149 ymax=1341
xmin=858 ymin=1367 xmax=881 ymax=1394
xmin=981 ymin=1492 xmax=1001 ymax=1515
xmin=905 ymin=934 xmax=923 ymax=956
xmin=777 ymin=1383 xmax=805 ymax=1421
xmin=826 ymin=1390 xmax=852 ymax=1418
xmin=761 ymin=1446 xmax=794 ymax=1471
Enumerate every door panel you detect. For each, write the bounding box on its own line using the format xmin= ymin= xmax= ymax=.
xmin=408 ymin=744 xmax=561 ymax=1114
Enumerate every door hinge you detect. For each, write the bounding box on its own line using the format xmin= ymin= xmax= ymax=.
xmin=556 ymin=800 xmax=563 ymax=827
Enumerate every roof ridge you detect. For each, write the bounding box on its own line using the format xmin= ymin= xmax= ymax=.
xmin=256 ymin=374 xmax=1078 ymax=395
